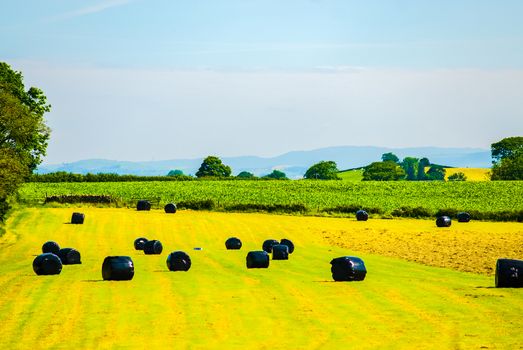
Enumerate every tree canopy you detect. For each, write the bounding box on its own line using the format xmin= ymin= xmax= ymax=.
xmin=167 ymin=169 xmax=184 ymax=177
xmin=195 ymin=156 xmax=232 ymax=178
xmin=0 ymin=62 xmax=51 ymax=171
xmin=362 ymin=161 xmax=405 ymax=181
xmin=491 ymin=136 xmax=523 ymax=180
xmin=491 ymin=136 xmax=523 ymax=164
xmin=0 ymin=62 xmax=51 ymax=221
xmin=381 ymin=152 xmax=399 ymax=163
xmin=237 ymin=171 xmax=255 ymax=179
xmin=304 ymin=161 xmax=339 ymax=180
xmin=263 ymin=170 xmax=288 ymax=180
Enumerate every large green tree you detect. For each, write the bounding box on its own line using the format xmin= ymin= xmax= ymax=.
xmin=304 ymin=161 xmax=340 ymax=180
xmin=401 ymin=157 xmax=419 ymax=181
xmin=417 ymin=157 xmax=430 ymax=181
xmin=0 ymin=62 xmax=51 ymax=221
xmin=195 ymin=156 xmax=232 ymax=178
xmin=491 ymin=136 xmax=523 ymax=164
xmin=362 ymin=161 xmax=405 ymax=181
xmin=0 ymin=62 xmax=51 ymax=171
xmin=491 ymin=136 xmax=523 ymax=180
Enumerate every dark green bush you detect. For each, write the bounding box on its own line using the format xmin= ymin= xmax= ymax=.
xmin=391 ymin=206 xmax=432 ymax=218
xmin=177 ymin=199 xmax=215 ymax=210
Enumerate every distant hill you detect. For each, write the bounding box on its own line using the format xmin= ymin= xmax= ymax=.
xmin=37 ymin=146 xmax=491 ymax=179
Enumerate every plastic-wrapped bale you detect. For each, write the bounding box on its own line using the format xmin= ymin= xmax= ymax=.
xmin=457 ymin=212 xmax=471 ymax=223
xmin=280 ymin=238 xmax=294 ymax=254
xmin=42 ymin=241 xmax=60 ymax=255
xmin=71 ymin=212 xmax=85 ymax=224
xmin=330 ymin=256 xmax=367 ymax=282
xmin=272 ymin=244 xmax=289 ymax=260
xmin=137 ymin=200 xmax=151 ymax=211
xmin=225 ymin=237 xmax=242 ymax=250
xmin=356 ymin=210 xmax=369 ymax=221
xmin=166 ymin=251 xmax=191 ymax=271
xmin=102 ymin=256 xmax=134 ymax=281
xmin=33 ymin=253 xmax=62 ymax=275
xmin=495 ymin=258 xmax=523 ymax=288
xmin=143 ymin=240 xmax=163 ymax=255
xmin=246 ymin=251 xmax=270 ymax=268
xmin=164 ymin=203 xmax=177 ymax=214
xmin=57 ymin=248 xmax=82 ymax=265
xmin=134 ymin=237 xmax=148 ymax=250
xmin=436 ymin=216 xmax=452 ymax=227
xmin=262 ymin=239 xmax=279 ymax=253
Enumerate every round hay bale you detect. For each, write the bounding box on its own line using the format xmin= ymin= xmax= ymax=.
xmin=436 ymin=216 xmax=452 ymax=227
xmin=279 ymin=238 xmax=294 ymax=254
xmin=42 ymin=241 xmax=60 ymax=255
xmin=33 ymin=253 xmax=62 ymax=275
xmin=143 ymin=240 xmax=163 ymax=255
xmin=225 ymin=237 xmax=242 ymax=250
xmin=166 ymin=251 xmax=191 ymax=271
xmin=246 ymin=251 xmax=270 ymax=268
xmin=164 ymin=203 xmax=177 ymax=214
xmin=272 ymin=244 xmax=289 ymax=260
xmin=102 ymin=256 xmax=134 ymax=281
xmin=71 ymin=212 xmax=85 ymax=224
xmin=57 ymin=248 xmax=81 ymax=265
xmin=330 ymin=256 xmax=367 ymax=282
xmin=262 ymin=239 xmax=279 ymax=253
xmin=137 ymin=200 xmax=151 ymax=211
xmin=457 ymin=212 xmax=471 ymax=223
xmin=495 ymin=258 xmax=523 ymax=288
xmin=134 ymin=237 xmax=148 ymax=250
xmin=356 ymin=210 xmax=369 ymax=221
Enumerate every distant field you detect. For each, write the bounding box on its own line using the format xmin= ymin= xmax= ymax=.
xmin=19 ymin=181 xmax=523 ymax=218
xmin=445 ymin=168 xmax=491 ymax=181
xmin=337 ymin=169 xmax=363 ymax=181
xmin=0 ymin=208 xmax=521 ymax=349
xmin=338 ymin=168 xmax=490 ymax=182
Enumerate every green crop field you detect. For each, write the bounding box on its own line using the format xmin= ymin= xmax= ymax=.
xmin=19 ymin=180 xmax=523 ymax=218
xmin=0 ymin=208 xmax=521 ymax=349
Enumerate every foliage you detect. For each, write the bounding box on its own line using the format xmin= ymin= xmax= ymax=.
xmin=426 ymin=166 xmax=446 ymax=181
xmin=448 ymin=172 xmax=467 ymax=181
xmin=401 ymin=157 xmax=419 ymax=181
xmin=263 ymin=170 xmax=288 ymax=180
xmin=167 ymin=169 xmax=184 ymax=176
xmin=195 ymin=156 xmax=232 ymax=178
xmin=362 ymin=161 xmax=405 ymax=181
xmin=304 ymin=161 xmax=340 ymax=180
xmin=417 ymin=158 xmax=430 ymax=180
xmin=491 ymin=137 xmax=523 ymax=180
xmin=30 ymin=171 xmax=194 ymax=182
xmin=491 ymin=152 xmax=523 ymax=180
xmin=0 ymin=62 xmax=51 ymax=220
xmin=491 ymin=136 xmax=523 ymax=164
xmin=237 ymin=171 xmax=255 ymax=179
xmin=381 ymin=152 xmax=399 ymax=163
xmin=0 ymin=62 xmax=51 ymax=171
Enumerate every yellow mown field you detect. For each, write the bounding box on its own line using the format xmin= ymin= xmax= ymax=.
xmin=0 ymin=208 xmax=521 ymax=349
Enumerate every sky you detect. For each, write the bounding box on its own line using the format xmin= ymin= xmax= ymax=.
xmin=1 ymin=0 xmax=523 ymax=164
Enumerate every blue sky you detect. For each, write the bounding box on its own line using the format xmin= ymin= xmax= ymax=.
xmin=1 ymin=0 xmax=523 ymax=163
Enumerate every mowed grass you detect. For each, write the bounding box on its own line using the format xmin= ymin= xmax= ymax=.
xmin=0 ymin=208 xmax=522 ymax=349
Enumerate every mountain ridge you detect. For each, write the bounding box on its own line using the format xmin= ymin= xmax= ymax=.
xmin=37 ymin=145 xmax=491 ymax=179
